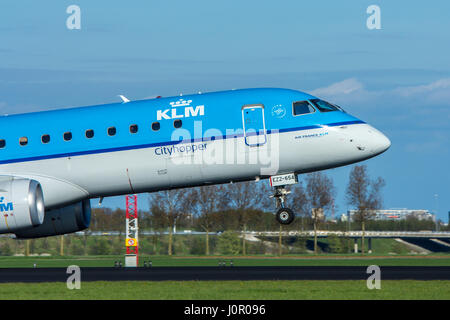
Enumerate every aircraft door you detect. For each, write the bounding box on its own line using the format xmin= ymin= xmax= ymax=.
xmin=242 ymin=104 xmax=267 ymax=146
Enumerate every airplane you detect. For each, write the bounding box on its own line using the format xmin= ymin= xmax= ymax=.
xmin=0 ymin=88 xmax=390 ymax=238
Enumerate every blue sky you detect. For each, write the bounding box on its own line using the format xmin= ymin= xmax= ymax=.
xmin=1 ymin=1 xmax=449 ymax=221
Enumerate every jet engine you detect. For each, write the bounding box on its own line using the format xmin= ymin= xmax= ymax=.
xmin=14 ymin=200 xmax=91 ymax=239
xmin=0 ymin=178 xmax=45 ymax=233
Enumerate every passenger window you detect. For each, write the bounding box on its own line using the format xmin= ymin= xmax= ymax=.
xmin=19 ymin=137 xmax=28 ymax=146
xmin=108 ymin=127 xmax=116 ymax=136
xmin=293 ymin=101 xmax=315 ymax=116
xmin=41 ymin=134 xmax=50 ymax=144
xmin=310 ymin=99 xmax=339 ymax=112
xmin=152 ymin=122 xmax=160 ymax=131
xmin=0 ymin=139 xmax=5 ymax=149
xmin=130 ymin=124 xmax=138 ymax=134
xmin=86 ymin=129 xmax=94 ymax=139
xmin=64 ymin=132 xmax=72 ymax=141
xmin=173 ymin=119 xmax=182 ymax=129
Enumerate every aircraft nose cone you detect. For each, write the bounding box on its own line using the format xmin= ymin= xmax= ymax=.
xmin=378 ymin=132 xmax=391 ymax=152
xmin=369 ymin=127 xmax=391 ymax=155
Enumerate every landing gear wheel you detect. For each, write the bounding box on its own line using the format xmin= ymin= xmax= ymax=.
xmin=276 ymin=208 xmax=295 ymax=225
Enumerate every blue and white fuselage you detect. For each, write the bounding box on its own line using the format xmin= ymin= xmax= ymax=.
xmin=0 ymin=88 xmax=390 ymax=237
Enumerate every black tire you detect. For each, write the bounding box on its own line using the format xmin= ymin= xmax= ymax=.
xmin=276 ymin=208 xmax=295 ymax=225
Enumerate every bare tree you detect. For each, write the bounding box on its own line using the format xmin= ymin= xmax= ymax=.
xmin=305 ymin=172 xmax=336 ymax=254
xmin=223 ymin=181 xmax=268 ymax=255
xmin=149 ymin=189 xmax=191 ymax=256
xmin=289 ymin=182 xmax=309 ymax=230
xmin=191 ymin=185 xmax=227 ymax=255
xmin=346 ymin=165 xmax=385 ymax=254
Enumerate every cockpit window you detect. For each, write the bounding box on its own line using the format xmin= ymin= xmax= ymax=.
xmin=310 ymin=99 xmax=339 ymax=112
xmin=332 ymin=104 xmax=346 ymax=113
xmin=293 ymin=101 xmax=315 ymax=116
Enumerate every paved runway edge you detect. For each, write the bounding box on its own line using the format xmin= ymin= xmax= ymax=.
xmin=0 ymin=266 xmax=449 ymax=282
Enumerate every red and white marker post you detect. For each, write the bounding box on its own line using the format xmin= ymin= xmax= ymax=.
xmin=125 ymin=194 xmax=138 ymax=267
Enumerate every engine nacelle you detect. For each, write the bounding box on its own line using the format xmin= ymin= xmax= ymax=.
xmin=0 ymin=178 xmax=45 ymax=233
xmin=14 ymin=200 xmax=91 ymax=239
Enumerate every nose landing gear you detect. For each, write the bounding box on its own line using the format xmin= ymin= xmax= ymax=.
xmin=276 ymin=207 xmax=295 ymax=225
xmin=271 ymin=186 xmax=295 ymax=225
xmin=269 ymin=173 xmax=298 ymax=225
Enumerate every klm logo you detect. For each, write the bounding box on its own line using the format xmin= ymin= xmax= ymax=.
xmin=0 ymin=197 xmax=13 ymax=212
xmin=157 ymin=99 xmax=204 ymax=120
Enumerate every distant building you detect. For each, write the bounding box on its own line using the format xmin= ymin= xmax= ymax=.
xmin=340 ymin=214 xmax=349 ymax=222
xmin=341 ymin=208 xmax=435 ymax=222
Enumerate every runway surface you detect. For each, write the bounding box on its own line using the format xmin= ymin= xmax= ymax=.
xmin=0 ymin=266 xmax=449 ymax=282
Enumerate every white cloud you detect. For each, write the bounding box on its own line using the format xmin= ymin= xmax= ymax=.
xmin=310 ymin=78 xmax=450 ymax=108
xmin=394 ymin=78 xmax=450 ymax=97
xmin=309 ymin=78 xmax=379 ymax=106
xmin=311 ymin=78 xmax=363 ymax=96
xmin=309 ymin=78 xmax=450 ymax=152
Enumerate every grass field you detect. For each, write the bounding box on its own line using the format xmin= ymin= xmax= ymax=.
xmin=1 ymin=254 xmax=450 ymax=268
xmin=1 ymin=255 xmax=448 ymax=300
xmin=0 ymin=280 xmax=448 ymax=300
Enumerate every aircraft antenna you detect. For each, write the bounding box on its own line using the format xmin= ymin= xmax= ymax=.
xmin=118 ymin=95 xmax=130 ymax=103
